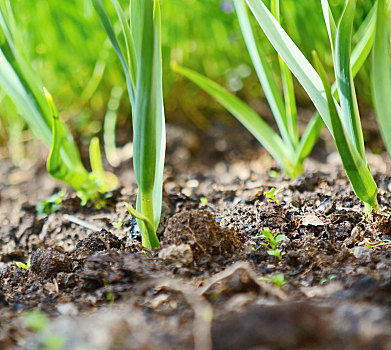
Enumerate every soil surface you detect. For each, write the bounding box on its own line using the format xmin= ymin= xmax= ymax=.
xmin=0 ymin=123 xmax=391 ymax=350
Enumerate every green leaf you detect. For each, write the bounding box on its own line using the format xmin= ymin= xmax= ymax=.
xmin=321 ymin=0 xmax=337 ymax=58
xmin=173 ymin=65 xmax=298 ymax=177
xmin=92 ymin=0 xmax=135 ymax=105
xmin=296 ymin=4 xmax=377 ymax=164
xmin=245 ymin=0 xmax=332 ymax=130
xmin=372 ymin=0 xmax=391 ymax=157
xmin=110 ymin=0 xmax=138 ymax=90
xmin=45 ymin=88 xmax=90 ymax=192
xmin=267 ymin=248 xmax=283 ymax=260
xmin=274 ymin=234 xmax=286 ymax=243
xmin=313 ymin=52 xmax=378 ymax=211
xmin=335 ymin=0 xmax=365 ymax=158
xmin=133 ymin=0 xmax=165 ymax=247
xmin=271 ymin=0 xmax=298 ymax=146
xmin=233 ymin=0 xmax=292 ymax=149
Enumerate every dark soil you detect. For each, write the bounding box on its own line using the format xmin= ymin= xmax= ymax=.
xmin=0 ymin=124 xmax=391 ymax=350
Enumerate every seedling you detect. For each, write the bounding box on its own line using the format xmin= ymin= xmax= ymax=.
xmin=36 ymin=190 xmax=66 ymax=216
xmin=265 ymin=273 xmax=287 ymax=288
xmin=320 ymin=274 xmax=337 ymax=284
xmin=200 ymin=197 xmax=208 ymax=204
xmin=112 ymin=220 xmax=123 ymax=229
xmin=264 ymin=187 xmax=283 ymax=206
xmin=255 ymin=227 xmax=286 ymax=260
xmin=103 ymin=280 xmax=115 ymax=306
xmin=16 ymin=260 xmax=30 ymax=270
xmin=93 ymin=0 xmax=165 ymax=249
xmin=0 ymin=2 xmax=118 ymax=207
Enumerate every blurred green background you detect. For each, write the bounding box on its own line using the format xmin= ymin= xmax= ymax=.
xmin=0 ymin=0 xmax=375 ymax=163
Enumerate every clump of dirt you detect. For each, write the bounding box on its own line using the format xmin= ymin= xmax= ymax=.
xmin=72 ymin=229 xmax=125 ymax=261
xmin=30 ymin=248 xmax=72 ymax=278
xmin=162 ymin=209 xmax=243 ymax=263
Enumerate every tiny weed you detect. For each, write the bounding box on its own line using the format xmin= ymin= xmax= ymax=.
xmin=112 ymin=220 xmax=123 ymax=229
xmin=103 ymin=280 xmax=115 ymax=306
xmin=265 ymin=273 xmax=287 ymax=288
xmin=255 ymin=227 xmax=286 ymax=260
xmin=200 ymin=197 xmax=208 ymax=204
xmin=36 ymin=190 xmax=66 ymax=216
xmin=264 ymin=187 xmax=283 ymax=206
xmin=320 ymin=274 xmax=337 ymax=284
xmin=23 ymin=310 xmax=49 ymax=332
xmin=16 ymin=260 xmax=30 ymax=270
xmin=268 ymin=169 xmax=280 ymax=178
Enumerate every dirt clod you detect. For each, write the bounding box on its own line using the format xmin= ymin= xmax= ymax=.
xmin=162 ymin=209 xmax=242 ymax=263
xmin=29 ymin=248 xmax=72 ymax=279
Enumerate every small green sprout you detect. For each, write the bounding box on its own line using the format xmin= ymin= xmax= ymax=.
xmin=36 ymin=190 xmax=66 ymax=216
xmin=22 ymin=310 xmax=67 ymax=350
xmin=255 ymin=227 xmax=286 ymax=260
xmin=265 ymin=273 xmax=287 ymax=288
xmin=200 ymin=197 xmax=208 ymax=204
xmin=320 ymin=274 xmax=337 ymax=284
xmin=112 ymin=220 xmax=123 ymax=229
xmin=264 ymin=187 xmax=283 ymax=205
xmin=16 ymin=259 xmax=30 ymax=270
xmin=103 ymin=280 xmax=115 ymax=306
xmin=23 ymin=310 xmax=49 ymax=332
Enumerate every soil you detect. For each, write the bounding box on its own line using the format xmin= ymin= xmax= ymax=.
xmin=0 ymin=123 xmax=391 ymax=350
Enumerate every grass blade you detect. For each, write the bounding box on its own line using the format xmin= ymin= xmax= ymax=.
xmin=372 ymin=0 xmax=391 ymax=156
xmin=92 ymin=0 xmax=135 ymax=105
xmin=314 ymin=52 xmax=378 ymax=211
xmin=294 ymin=113 xmax=324 ymax=164
xmin=335 ymin=0 xmax=365 ymax=158
xmin=295 ymin=3 xmax=376 ymax=164
xmin=233 ymin=0 xmax=292 ymax=149
xmin=271 ymin=0 xmax=298 ymax=146
xmin=245 ymin=0 xmax=332 ymax=130
xmin=110 ymin=0 xmax=138 ymax=88
xmin=321 ymin=0 xmax=337 ymax=58
xmin=173 ymin=64 xmax=299 ymax=177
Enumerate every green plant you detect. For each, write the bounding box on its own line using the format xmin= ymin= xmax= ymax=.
xmin=173 ymin=0 xmax=377 ymax=179
xmin=0 ymin=0 xmax=117 ymax=206
xmin=255 ymin=227 xmax=286 ymax=260
xmin=93 ymin=0 xmax=165 ymax=249
xmin=22 ymin=310 xmax=68 ymax=350
xmin=371 ymin=0 xmax=391 ymax=157
xmin=240 ymin=0 xmax=379 ymax=213
xmin=265 ymin=273 xmax=287 ymax=287
xmin=36 ymin=190 xmax=66 ymax=216
xmin=16 ymin=260 xmax=30 ymax=270
xmin=320 ymin=274 xmax=337 ymax=284
xmin=111 ymin=219 xmax=123 ymax=229
xmin=264 ymin=187 xmax=283 ymax=205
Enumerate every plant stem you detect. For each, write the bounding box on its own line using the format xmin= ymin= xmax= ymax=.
xmin=139 ymin=191 xmax=159 ymax=249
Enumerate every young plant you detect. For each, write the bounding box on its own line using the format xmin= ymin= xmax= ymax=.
xmin=240 ymin=0 xmax=379 ymax=212
xmin=93 ymin=0 xmax=165 ymax=249
xmin=265 ymin=273 xmax=287 ymax=288
xmin=0 ymin=0 xmax=117 ymax=206
xmin=36 ymin=189 xmax=66 ymax=216
xmin=264 ymin=187 xmax=283 ymax=206
xmin=255 ymin=227 xmax=285 ymax=260
xmin=173 ymin=0 xmax=377 ymax=179
xmin=16 ymin=260 xmax=30 ymax=270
